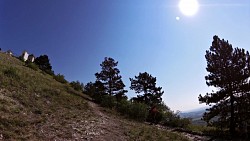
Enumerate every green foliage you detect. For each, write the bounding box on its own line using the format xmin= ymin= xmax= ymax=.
xmin=116 ymin=99 xmax=131 ymax=115
xmin=100 ymin=95 xmax=116 ymax=108
xmin=198 ymin=35 xmax=250 ymax=136
xmin=95 ymin=57 xmax=127 ymax=98
xmin=34 ymin=55 xmax=54 ymax=75
xmin=54 ymin=73 xmax=68 ymax=83
xmin=3 ymin=67 xmax=19 ymax=79
xmin=0 ymin=53 xmax=89 ymax=140
xmin=84 ymin=82 xmax=95 ymax=97
xmin=90 ymin=81 xmax=106 ymax=103
xmin=127 ymin=124 xmax=190 ymax=141
xmin=70 ymin=81 xmax=84 ymax=92
xmin=162 ymin=110 xmax=191 ymax=128
xmin=26 ymin=62 xmax=39 ymax=71
xmin=127 ymin=102 xmax=148 ymax=121
xmin=147 ymin=109 xmax=163 ymax=124
xmin=130 ymin=72 xmax=164 ymax=106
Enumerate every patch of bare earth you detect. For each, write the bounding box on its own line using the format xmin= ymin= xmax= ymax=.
xmin=29 ymin=99 xmax=128 ymax=140
xmin=69 ymin=100 xmax=128 ymax=141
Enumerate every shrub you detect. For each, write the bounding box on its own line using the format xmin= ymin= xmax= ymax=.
xmin=70 ymin=81 xmax=84 ymax=92
xmin=100 ymin=95 xmax=116 ymax=108
xmin=54 ymin=74 xmax=67 ymax=83
xmin=3 ymin=67 xmax=19 ymax=79
xmin=128 ymin=102 xmax=148 ymax=121
xmin=92 ymin=93 xmax=102 ymax=103
xmin=26 ymin=62 xmax=38 ymax=71
xmin=147 ymin=110 xmax=163 ymax=124
xmin=179 ymin=118 xmax=191 ymax=128
xmin=116 ymin=99 xmax=131 ymax=115
xmin=44 ymin=69 xmax=54 ymax=76
xmin=162 ymin=111 xmax=191 ymax=128
xmin=117 ymin=101 xmax=151 ymax=122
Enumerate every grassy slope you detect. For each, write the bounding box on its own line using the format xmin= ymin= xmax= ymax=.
xmin=0 ymin=53 xmax=89 ymax=140
xmin=0 ymin=53 xmax=189 ymax=141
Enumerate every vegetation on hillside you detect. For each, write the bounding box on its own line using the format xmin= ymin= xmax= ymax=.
xmin=0 ymin=53 xmax=89 ymax=140
xmin=199 ymin=35 xmax=250 ymax=139
xmin=0 ymin=52 xmax=190 ymax=140
xmin=34 ymin=54 xmax=54 ymax=75
xmin=95 ymin=57 xmax=128 ymax=101
xmin=85 ymin=57 xmax=191 ymax=128
xmin=3 ymin=35 xmax=249 ymax=140
xmin=130 ymin=72 xmax=164 ymax=106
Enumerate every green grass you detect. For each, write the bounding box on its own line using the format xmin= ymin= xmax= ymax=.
xmin=0 ymin=53 xmax=191 ymax=140
xmin=187 ymin=124 xmax=217 ymax=135
xmin=0 ymin=53 xmax=89 ymax=140
xmin=124 ymin=122 xmax=190 ymax=141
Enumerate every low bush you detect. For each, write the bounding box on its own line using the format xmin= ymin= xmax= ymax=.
xmin=127 ymin=102 xmax=148 ymax=121
xmin=100 ymin=95 xmax=116 ymax=108
xmin=54 ymin=74 xmax=67 ymax=84
xmin=3 ymin=67 xmax=19 ymax=79
xmin=116 ymin=99 xmax=131 ymax=115
xmin=162 ymin=111 xmax=191 ymax=128
xmin=26 ymin=62 xmax=39 ymax=71
xmin=147 ymin=110 xmax=163 ymax=124
xmin=70 ymin=81 xmax=83 ymax=92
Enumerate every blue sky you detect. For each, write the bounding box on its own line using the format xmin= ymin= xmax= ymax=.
xmin=1 ymin=0 xmax=250 ymax=111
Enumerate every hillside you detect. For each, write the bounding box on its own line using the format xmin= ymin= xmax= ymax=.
xmin=180 ymin=108 xmax=207 ymax=125
xmin=0 ymin=52 xmax=191 ymax=141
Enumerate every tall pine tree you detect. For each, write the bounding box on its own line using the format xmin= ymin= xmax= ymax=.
xmin=199 ymin=35 xmax=250 ymax=136
xmin=95 ymin=57 xmax=127 ymax=101
xmin=130 ymin=72 xmax=164 ymax=106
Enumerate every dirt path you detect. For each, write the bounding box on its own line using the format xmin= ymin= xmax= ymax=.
xmin=68 ymin=98 xmax=128 ymax=141
xmin=74 ymin=94 xmax=211 ymax=141
xmin=82 ymin=100 xmax=211 ymax=141
xmin=85 ymin=101 xmax=128 ymax=141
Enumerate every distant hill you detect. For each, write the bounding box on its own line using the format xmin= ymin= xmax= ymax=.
xmin=179 ymin=107 xmax=208 ymax=125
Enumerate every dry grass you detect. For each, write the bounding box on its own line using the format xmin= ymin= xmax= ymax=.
xmin=0 ymin=53 xmax=89 ymax=140
xmin=124 ymin=122 xmax=190 ymax=141
xmin=0 ymin=53 xmax=190 ymax=140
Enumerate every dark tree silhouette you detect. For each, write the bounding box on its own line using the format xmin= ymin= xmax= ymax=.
xmin=34 ymin=55 xmax=53 ymax=75
xmin=198 ymin=35 xmax=250 ymax=137
xmin=84 ymin=82 xmax=95 ymax=95
xmin=130 ymin=72 xmax=164 ymax=106
xmin=95 ymin=57 xmax=127 ymax=101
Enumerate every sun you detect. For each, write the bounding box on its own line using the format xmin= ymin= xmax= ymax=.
xmin=179 ymin=0 xmax=199 ymax=16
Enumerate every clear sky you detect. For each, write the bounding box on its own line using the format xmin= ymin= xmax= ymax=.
xmin=1 ymin=0 xmax=250 ymax=111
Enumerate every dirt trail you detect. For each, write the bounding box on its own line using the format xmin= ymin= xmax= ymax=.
xmin=68 ymin=97 xmax=128 ymax=141
xmin=76 ymin=94 xmax=212 ymax=141
xmin=85 ymin=101 xmax=128 ymax=141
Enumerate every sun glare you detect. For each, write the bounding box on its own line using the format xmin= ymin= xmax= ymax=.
xmin=179 ymin=0 xmax=199 ymax=16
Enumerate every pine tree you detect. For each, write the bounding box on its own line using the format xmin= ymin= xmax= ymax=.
xmin=34 ymin=55 xmax=53 ymax=75
xmin=130 ymin=72 xmax=164 ymax=106
xmin=198 ymin=35 xmax=250 ymax=136
xmin=95 ymin=57 xmax=127 ymax=101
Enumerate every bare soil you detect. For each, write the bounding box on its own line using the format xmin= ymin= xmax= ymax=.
xmin=80 ymin=101 xmax=129 ymax=141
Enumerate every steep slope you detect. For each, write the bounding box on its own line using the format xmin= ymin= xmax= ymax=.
xmin=0 ymin=52 xmax=190 ymax=140
xmin=0 ymin=53 xmax=91 ymax=140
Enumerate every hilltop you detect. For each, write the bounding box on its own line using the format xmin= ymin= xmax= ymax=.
xmin=0 ymin=52 xmax=191 ymax=140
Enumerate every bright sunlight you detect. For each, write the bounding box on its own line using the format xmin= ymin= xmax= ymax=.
xmin=179 ymin=0 xmax=199 ymax=16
